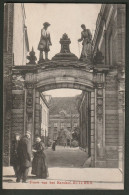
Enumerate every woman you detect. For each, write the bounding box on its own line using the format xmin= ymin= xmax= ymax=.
xmin=78 ymin=24 xmax=93 ymax=62
xmin=31 ymin=137 xmax=49 ymax=179
xmin=10 ymin=133 xmax=20 ymax=177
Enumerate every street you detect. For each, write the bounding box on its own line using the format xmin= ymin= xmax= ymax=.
xmin=2 ymin=146 xmax=123 ymax=189
xmin=45 ymin=146 xmax=88 ymax=168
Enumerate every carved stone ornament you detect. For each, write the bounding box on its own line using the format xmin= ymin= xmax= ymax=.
xmin=52 ymin=33 xmax=78 ymax=61
xmin=26 ymin=98 xmax=33 ymax=106
xmin=94 ymin=83 xmax=104 ymax=89
xmin=27 ymin=89 xmax=33 ymax=96
xmin=97 ymin=105 xmax=103 ymax=115
xmin=27 ymin=47 xmax=37 ymax=64
xmin=93 ymin=48 xmax=104 ymax=65
xmin=25 ymin=83 xmax=34 ymax=89
xmin=97 ymin=89 xmax=103 ymax=96
xmin=12 ymin=74 xmax=25 ymax=90
xmin=26 ymin=107 xmax=33 ymax=114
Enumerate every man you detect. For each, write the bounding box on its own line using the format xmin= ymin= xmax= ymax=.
xmin=16 ymin=131 xmax=31 ymax=183
xmin=78 ymin=24 xmax=92 ymax=62
xmin=52 ymin=140 xmax=56 ymax=151
xmin=10 ymin=133 xmax=21 ymax=177
xmin=38 ymin=22 xmax=52 ymax=61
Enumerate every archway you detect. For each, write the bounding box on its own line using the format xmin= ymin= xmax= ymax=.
xmin=12 ymin=56 xmax=108 ymax=168
xmin=10 ymin=32 xmax=109 ymax=168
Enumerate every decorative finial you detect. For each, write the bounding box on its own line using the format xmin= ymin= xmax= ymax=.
xmin=27 ymin=47 xmax=37 ymax=64
xmin=52 ymin=33 xmax=78 ymax=61
xmin=60 ymin=33 xmax=71 ymax=53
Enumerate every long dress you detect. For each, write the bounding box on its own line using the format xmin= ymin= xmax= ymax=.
xmin=31 ymin=142 xmax=49 ymax=178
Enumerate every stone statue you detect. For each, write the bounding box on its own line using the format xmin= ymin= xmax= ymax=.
xmin=78 ymin=24 xmax=93 ymax=63
xmin=38 ymin=22 xmax=52 ymax=62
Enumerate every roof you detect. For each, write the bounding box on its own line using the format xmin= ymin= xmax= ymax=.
xmin=49 ymin=97 xmax=79 ymax=115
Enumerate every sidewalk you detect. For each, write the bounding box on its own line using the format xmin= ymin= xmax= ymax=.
xmin=2 ymin=166 xmax=124 ymax=189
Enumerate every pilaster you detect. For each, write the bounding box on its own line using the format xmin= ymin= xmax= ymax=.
xmin=93 ymin=65 xmax=109 ymax=167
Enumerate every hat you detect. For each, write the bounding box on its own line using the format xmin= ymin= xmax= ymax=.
xmin=14 ymin=132 xmax=21 ymax=138
xmin=25 ymin=131 xmax=31 ymax=135
xmin=43 ymin=22 xmax=50 ymax=27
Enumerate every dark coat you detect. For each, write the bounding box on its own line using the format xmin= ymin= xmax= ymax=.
xmin=52 ymin=142 xmax=56 ymax=151
xmin=31 ymin=141 xmax=48 ymax=178
xmin=17 ymin=136 xmax=32 ymax=168
xmin=10 ymin=140 xmax=20 ymax=166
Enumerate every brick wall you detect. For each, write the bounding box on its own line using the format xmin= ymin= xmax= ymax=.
xmin=3 ymin=4 xmax=14 ymax=166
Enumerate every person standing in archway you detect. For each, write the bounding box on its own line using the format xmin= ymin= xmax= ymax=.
xmin=52 ymin=140 xmax=56 ymax=151
xmin=78 ymin=24 xmax=93 ymax=62
xmin=10 ymin=133 xmax=21 ymax=177
xmin=31 ymin=137 xmax=49 ymax=179
xmin=38 ymin=22 xmax=52 ymax=61
xmin=16 ymin=131 xmax=31 ymax=183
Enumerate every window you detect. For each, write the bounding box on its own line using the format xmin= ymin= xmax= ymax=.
xmin=54 ymin=123 xmax=58 ymax=128
xmin=67 ymin=123 xmax=71 ymax=128
xmin=61 ymin=123 xmax=64 ymax=129
xmin=74 ymin=123 xmax=78 ymax=127
xmin=53 ymin=133 xmax=57 ymax=140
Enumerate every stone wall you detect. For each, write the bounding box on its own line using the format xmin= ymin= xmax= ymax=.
xmin=11 ymin=90 xmax=25 ymax=137
xmin=34 ymin=90 xmax=41 ymax=138
xmin=3 ymin=76 xmax=12 ymax=166
xmin=79 ymin=91 xmax=93 ymax=165
xmin=3 ymin=4 xmax=14 ymax=166
xmin=105 ymin=71 xmax=119 ymax=168
xmin=90 ymin=91 xmax=95 ymax=167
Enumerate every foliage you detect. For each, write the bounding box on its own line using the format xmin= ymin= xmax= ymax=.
xmin=71 ymin=140 xmax=79 ymax=147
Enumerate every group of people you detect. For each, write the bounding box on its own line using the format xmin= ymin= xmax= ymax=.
xmin=38 ymin=22 xmax=92 ymax=62
xmin=10 ymin=131 xmax=48 ymax=183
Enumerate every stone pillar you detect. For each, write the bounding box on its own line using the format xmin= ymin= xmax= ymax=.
xmin=94 ymin=72 xmax=106 ymax=167
xmin=34 ymin=90 xmax=41 ymax=137
xmin=90 ymin=91 xmax=95 ymax=167
xmin=25 ymin=73 xmax=36 ymax=144
xmin=25 ymin=83 xmax=35 ymax=143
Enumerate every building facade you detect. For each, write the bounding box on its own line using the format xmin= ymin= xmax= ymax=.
xmin=3 ymin=3 xmax=29 ymax=165
xmin=40 ymin=94 xmax=49 ymax=146
xmin=78 ymin=4 xmax=125 ymax=168
xmin=48 ymin=97 xmax=79 ymax=145
xmin=3 ymin=3 xmax=125 ymax=169
xmin=78 ymin=92 xmax=91 ymax=157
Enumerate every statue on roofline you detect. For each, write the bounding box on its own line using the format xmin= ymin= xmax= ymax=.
xmin=38 ymin=22 xmax=52 ymax=62
xmin=78 ymin=24 xmax=93 ymax=63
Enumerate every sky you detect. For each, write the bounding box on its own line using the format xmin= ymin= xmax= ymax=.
xmin=24 ymin=3 xmax=101 ymax=97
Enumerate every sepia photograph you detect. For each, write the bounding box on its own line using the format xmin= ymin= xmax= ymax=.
xmin=3 ymin=3 xmax=125 ymax=190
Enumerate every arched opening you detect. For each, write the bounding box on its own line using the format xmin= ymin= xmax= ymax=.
xmin=33 ymin=82 xmax=95 ymax=168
